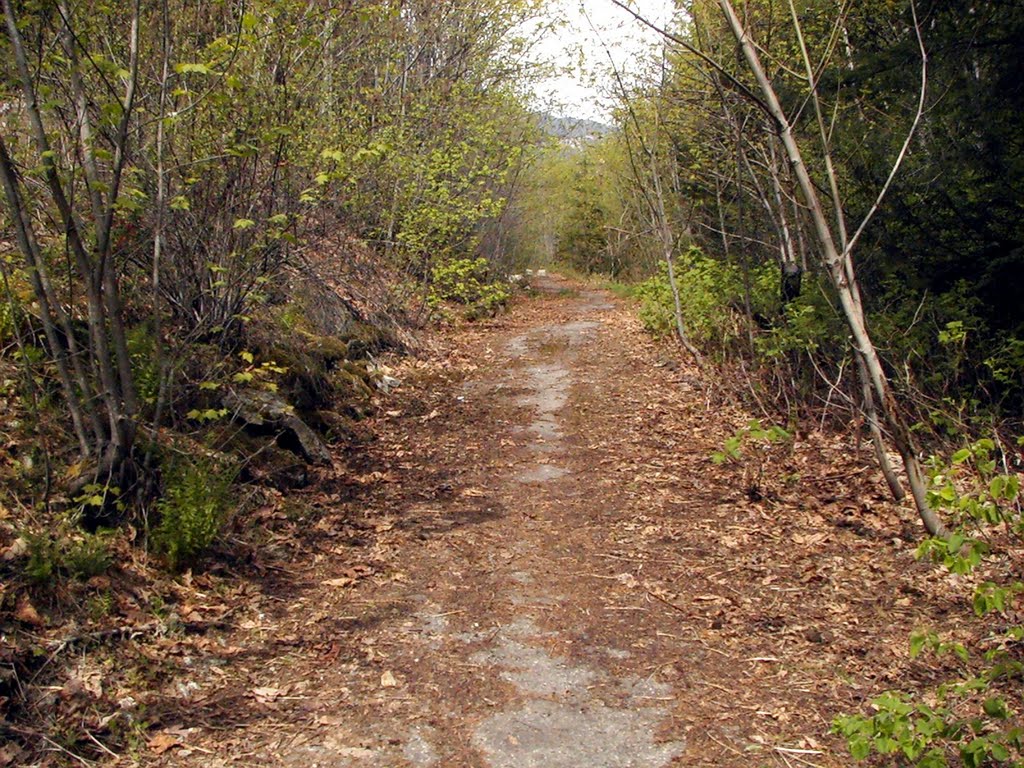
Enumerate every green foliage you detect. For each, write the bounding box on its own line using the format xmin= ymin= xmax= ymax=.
xmin=151 ymin=459 xmax=235 ymax=570
xmin=710 ymin=418 xmax=791 ymax=499
xmin=557 ymin=158 xmax=614 ymax=275
xmin=633 ymin=247 xmax=748 ymax=348
xmin=985 ymin=338 xmax=1024 ymax=399
xmin=711 ymin=419 xmax=791 ymax=465
xmin=23 ymin=529 xmax=113 ymax=584
xmin=916 ymin=439 xmax=1020 ymax=574
xmin=0 ymin=291 xmax=20 ymax=345
xmin=834 ymin=688 xmax=1023 ymax=767
xmin=429 ymin=258 xmax=510 ymax=319
xmin=754 ymin=293 xmax=843 ymax=360
xmin=837 ymin=439 xmax=1024 ymax=766
xmin=633 ymin=272 xmax=674 ymax=338
xmin=24 ymin=532 xmax=58 ymax=585
xmin=64 ymin=531 xmax=114 ymax=580
xmin=834 ymin=692 xmax=953 ymax=765
xmin=127 ymin=325 xmax=161 ymax=408
xmin=73 ymin=483 xmax=125 ymax=520
xmin=186 ymin=350 xmax=286 ymax=424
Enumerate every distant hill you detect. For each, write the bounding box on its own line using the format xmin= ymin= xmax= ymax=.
xmin=535 ymin=112 xmax=614 ymax=143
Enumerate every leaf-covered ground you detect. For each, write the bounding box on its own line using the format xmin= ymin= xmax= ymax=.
xmin=4 ymin=274 xmax=1015 ymax=766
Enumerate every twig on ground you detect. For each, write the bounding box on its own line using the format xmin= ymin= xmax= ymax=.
xmin=84 ymin=730 xmax=119 ymax=759
xmin=705 ymin=732 xmax=745 ymax=757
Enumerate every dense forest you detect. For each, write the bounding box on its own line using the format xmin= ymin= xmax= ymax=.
xmin=1 ymin=0 xmax=1022 ymax=765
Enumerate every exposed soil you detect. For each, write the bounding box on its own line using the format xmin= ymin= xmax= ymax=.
xmin=74 ymin=274 xmax=990 ymax=767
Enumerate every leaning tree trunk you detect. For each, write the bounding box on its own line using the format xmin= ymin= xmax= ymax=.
xmin=716 ymin=0 xmax=948 ymax=538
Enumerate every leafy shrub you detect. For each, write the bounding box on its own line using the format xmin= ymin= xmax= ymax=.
xmin=633 ymin=246 xmax=757 ymax=349
xmin=710 ymin=418 xmax=791 ymax=465
xmin=872 ymin=278 xmax=992 ymax=409
xmin=986 ymin=337 xmax=1024 ymax=399
xmin=24 ymin=532 xmax=59 ymax=585
xmin=0 ymin=264 xmax=31 ymax=344
xmin=151 ymin=459 xmax=235 ymax=570
xmin=23 ymin=529 xmax=113 ymax=584
xmin=633 ymin=268 xmax=676 ymax=339
xmin=65 ymin=532 xmax=114 ymax=579
xmin=754 ymin=297 xmax=842 ymax=360
xmin=429 ymin=257 xmax=510 ymax=318
xmin=0 ymin=297 xmax=15 ymax=344
xmin=835 ymin=438 xmax=1024 ymax=767
xmin=710 ymin=418 xmax=791 ymax=498
xmin=127 ymin=325 xmax=161 ymax=408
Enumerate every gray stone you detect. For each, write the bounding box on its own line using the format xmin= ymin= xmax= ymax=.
xmin=223 ymin=389 xmax=332 ymax=465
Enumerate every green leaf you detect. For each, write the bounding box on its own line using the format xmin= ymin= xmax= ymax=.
xmin=910 ymin=632 xmax=928 ymax=659
xmin=169 ymin=195 xmax=190 ymax=211
xmin=175 ymin=62 xmax=211 ymax=75
xmin=239 ymin=351 xmax=254 ymax=364
xmin=951 ymin=448 xmax=972 ymax=464
xmin=849 ymin=735 xmax=871 ymax=760
xmin=989 ymin=742 xmax=1009 ymax=760
xmin=983 ymin=697 xmax=1009 ymax=719
xmin=233 ymin=218 xmax=256 ymax=230
xmin=947 ymin=532 xmax=964 ymax=554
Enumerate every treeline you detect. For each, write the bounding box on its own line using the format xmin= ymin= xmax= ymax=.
xmin=0 ymin=0 xmax=541 ymax=521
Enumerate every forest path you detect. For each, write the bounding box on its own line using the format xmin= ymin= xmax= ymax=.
xmin=158 ymin=275 xmax=916 ymax=768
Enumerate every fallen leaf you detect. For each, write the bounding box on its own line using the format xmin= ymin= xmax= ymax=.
xmin=251 ymin=686 xmax=287 ymax=703
xmin=316 ymin=714 xmax=348 ymax=726
xmin=0 ymin=743 xmax=23 ymax=766
xmin=460 ymin=488 xmax=486 ymax=498
xmin=86 ymin=575 xmax=111 ymax=590
xmin=337 ymin=747 xmax=376 ymax=758
xmin=380 ymin=670 xmax=398 ymax=688
xmin=321 ymin=577 xmax=355 ymax=588
xmin=67 ymin=662 xmax=105 ymax=699
xmin=14 ymin=596 xmax=43 ymax=626
xmin=148 ymin=733 xmax=182 ymax=755
xmin=2 ymin=537 xmax=27 ymax=561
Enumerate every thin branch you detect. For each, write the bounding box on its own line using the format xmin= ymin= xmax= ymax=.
xmin=608 ymin=0 xmax=772 ymax=118
xmin=842 ymin=0 xmax=928 ymax=259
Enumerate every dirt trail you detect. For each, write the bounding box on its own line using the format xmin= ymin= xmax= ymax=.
xmin=159 ymin=275 xmax=940 ymax=767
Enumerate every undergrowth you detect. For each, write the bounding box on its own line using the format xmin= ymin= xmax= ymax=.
xmin=151 ymin=459 xmax=237 ymax=570
xmin=833 ymin=438 xmax=1024 ymax=767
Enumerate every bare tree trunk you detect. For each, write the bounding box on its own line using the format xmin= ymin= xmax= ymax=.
xmin=716 ymin=0 xmax=947 ymax=537
xmin=855 ymin=351 xmax=905 ymax=501
xmin=0 ymin=140 xmax=92 ymax=456
xmin=3 ymin=0 xmax=140 ymax=489
xmin=650 ymin=130 xmax=703 ymax=365
xmin=604 ymin=42 xmax=702 ymax=364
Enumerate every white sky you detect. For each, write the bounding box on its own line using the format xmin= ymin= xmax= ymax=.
xmin=529 ymin=0 xmax=679 ymax=122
